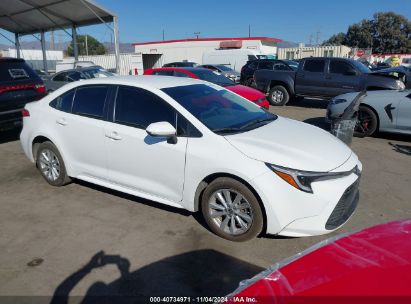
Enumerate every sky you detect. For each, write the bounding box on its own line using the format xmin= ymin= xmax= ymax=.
xmin=1 ymin=0 xmax=411 ymax=46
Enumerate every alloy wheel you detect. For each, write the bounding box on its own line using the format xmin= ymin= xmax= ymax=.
xmin=208 ymin=189 xmax=253 ymax=235
xmin=271 ymin=90 xmax=284 ymax=103
xmin=38 ymin=149 xmax=61 ymax=181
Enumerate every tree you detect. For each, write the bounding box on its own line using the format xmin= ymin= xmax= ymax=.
xmin=372 ymin=12 xmax=411 ymax=53
xmin=321 ymin=32 xmax=346 ymax=46
xmin=322 ymin=12 xmax=411 ymax=53
xmin=345 ymin=19 xmax=374 ymax=48
xmin=67 ymin=35 xmax=106 ymax=56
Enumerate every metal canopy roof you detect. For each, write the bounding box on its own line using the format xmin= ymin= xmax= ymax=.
xmin=0 ymin=0 xmax=117 ymax=35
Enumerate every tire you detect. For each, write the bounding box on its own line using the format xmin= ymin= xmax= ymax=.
xmin=201 ymin=177 xmax=264 ymax=242
xmin=354 ymin=105 xmax=378 ymax=137
xmin=267 ymin=85 xmax=290 ymax=106
xmin=245 ymin=77 xmax=256 ymax=88
xmin=36 ymin=141 xmax=71 ymax=186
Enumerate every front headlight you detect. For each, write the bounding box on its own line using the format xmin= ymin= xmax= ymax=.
xmin=266 ymin=164 xmax=360 ymax=193
xmin=396 ymin=80 xmax=405 ymax=90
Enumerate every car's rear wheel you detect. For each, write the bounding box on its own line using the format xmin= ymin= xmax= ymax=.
xmin=354 ymin=106 xmax=378 ymax=137
xmin=201 ymin=177 xmax=264 ymax=242
xmin=268 ymin=85 xmax=289 ymax=106
xmin=36 ymin=142 xmax=71 ymax=186
xmin=245 ymin=77 xmax=256 ymax=88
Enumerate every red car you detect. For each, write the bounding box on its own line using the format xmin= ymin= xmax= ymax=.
xmin=226 ymin=220 xmax=411 ymax=304
xmin=144 ymin=67 xmax=270 ymax=109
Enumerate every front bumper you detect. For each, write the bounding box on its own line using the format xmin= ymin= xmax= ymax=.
xmin=251 ymin=154 xmax=362 ymax=237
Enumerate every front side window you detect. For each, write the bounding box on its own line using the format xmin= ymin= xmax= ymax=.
xmin=72 ymin=86 xmax=108 ymax=119
xmin=303 ymin=60 xmax=325 ymax=73
xmin=114 ymin=86 xmax=175 ymax=129
xmin=162 ymin=84 xmax=276 ymax=134
xmin=49 ymin=89 xmax=75 ymax=113
xmin=273 ymin=62 xmax=292 ymax=71
xmin=329 ymin=61 xmax=354 ymax=75
xmin=52 ymin=72 xmax=67 ymax=82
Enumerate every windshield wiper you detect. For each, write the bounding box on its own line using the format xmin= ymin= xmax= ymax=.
xmin=239 ymin=116 xmax=276 ymax=130
xmin=212 ymin=127 xmax=242 ymax=134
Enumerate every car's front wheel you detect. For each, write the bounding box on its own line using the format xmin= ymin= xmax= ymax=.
xmin=36 ymin=141 xmax=71 ymax=186
xmin=201 ymin=177 xmax=264 ymax=242
xmin=268 ymin=85 xmax=289 ymax=106
xmin=354 ymin=106 xmax=378 ymax=137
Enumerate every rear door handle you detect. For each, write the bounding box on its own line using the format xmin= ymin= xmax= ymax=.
xmin=105 ymin=131 xmax=122 ymax=140
xmin=56 ymin=118 xmax=67 ymax=126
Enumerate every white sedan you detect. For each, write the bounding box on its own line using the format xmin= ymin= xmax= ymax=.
xmin=20 ymin=76 xmax=362 ymax=241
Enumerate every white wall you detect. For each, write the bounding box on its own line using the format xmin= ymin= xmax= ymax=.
xmin=78 ymin=53 xmax=141 ymax=75
xmin=1 ymin=48 xmax=63 ymax=60
xmin=134 ymin=39 xmax=278 ymax=66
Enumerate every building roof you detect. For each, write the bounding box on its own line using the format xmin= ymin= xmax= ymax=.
xmin=133 ymin=37 xmax=282 ymax=46
xmin=0 ymin=0 xmax=117 ymax=35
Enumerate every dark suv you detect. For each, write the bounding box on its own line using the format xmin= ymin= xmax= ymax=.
xmin=0 ymin=58 xmax=46 ymax=131
xmin=240 ymin=59 xmax=297 ymax=86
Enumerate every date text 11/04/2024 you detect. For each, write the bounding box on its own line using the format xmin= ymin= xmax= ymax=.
xmin=149 ymin=296 xmax=257 ymax=303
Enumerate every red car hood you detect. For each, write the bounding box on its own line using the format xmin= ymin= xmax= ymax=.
xmin=227 ymin=220 xmax=411 ymax=303
xmin=226 ymin=84 xmax=265 ymax=101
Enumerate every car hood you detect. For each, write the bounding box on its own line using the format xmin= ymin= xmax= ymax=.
xmin=226 ymin=84 xmax=265 ymax=101
xmin=225 ymin=116 xmax=352 ymax=172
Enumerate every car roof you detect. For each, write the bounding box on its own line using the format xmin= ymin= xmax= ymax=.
xmin=0 ymin=57 xmax=26 ymax=63
xmin=55 ymin=66 xmax=104 ymax=74
xmin=58 ymin=75 xmax=205 ymax=89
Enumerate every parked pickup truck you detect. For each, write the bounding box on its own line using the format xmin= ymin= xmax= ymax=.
xmin=254 ymin=57 xmax=405 ymax=105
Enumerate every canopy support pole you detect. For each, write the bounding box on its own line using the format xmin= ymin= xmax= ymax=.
xmin=72 ymin=25 xmax=78 ymax=61
xmin=40 ymin=30 xmax=48 ymax=74
xmin=113 ymin=16 xmax=120 ymax=74
xmin=15 ymin=33 xmax=21 ymax=58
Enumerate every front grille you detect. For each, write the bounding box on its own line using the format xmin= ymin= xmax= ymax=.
xmin=325 ymin=179 xmax=360 ymax=230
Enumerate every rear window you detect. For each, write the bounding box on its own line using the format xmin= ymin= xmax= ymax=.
xmin=0 ymin=60 xmax=39 ymax=82
xmin=303 ymin=60 xmax=325 ymax=73
xmin=72 ymin=86 xmax=108 ymax=119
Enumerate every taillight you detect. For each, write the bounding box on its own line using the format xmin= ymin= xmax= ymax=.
xmin=35 ymin=83 xmax=46 ymax=94
xmin=22 ymin=109 xmax=30 ymax=117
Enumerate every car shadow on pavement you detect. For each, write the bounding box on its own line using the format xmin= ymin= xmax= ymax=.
xmin=0 ymin=128 xmax=21 ymax=144
xmin=303 ymin=117 xmax=330 ymax=131
xmin=74 ymin=179 xmax=192 ymax=217
xmin=389 ymin=142 xmax=411 ymax=155
xmin=288 ymin=98 xmax=329 ymax=109
xmin=50 ymin=249 xmax=264 ymax=304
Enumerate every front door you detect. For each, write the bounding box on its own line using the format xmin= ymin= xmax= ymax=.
xmin=105 ymin=86 xmax=187 ymax=203
xmin=325 ymin=60 xmax=360 ymax=97
xmin=396 ymin=91 xmax=411 ymax=132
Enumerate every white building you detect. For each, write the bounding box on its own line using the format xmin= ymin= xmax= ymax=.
xmin=132 ymin=37 xmax=281 ymax=74
xmin=278 ymin=45 xmax=352 ymax=60
xmin=0 ymin=48 xmax=63 ymax=61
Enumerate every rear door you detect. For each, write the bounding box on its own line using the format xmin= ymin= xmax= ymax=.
xmin=295 ymin=59 xmax=327 ymax=96
xmin=53 ymin=85 xmax=111 ymax=179
xmin=325 ymin=60 xmax=360 ymax=96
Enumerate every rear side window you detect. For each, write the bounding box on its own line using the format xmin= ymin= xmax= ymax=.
xmin=52 ymin=72 xmax=67 ymax=82
xmin=114 ymin=86 xmax=175 ymax=129
xmin=0 ymin=60 xmax=39 ymax=82
xmin=329 ymin=61 xmax=354 ymax=74
xmin=49 ymin=89 xmax=75 ymax=113
xmin=257 ymin=61 xmax=274 ymax=70
xmin=303 ymin=60 xmax=325 ymax=73
xmin=247 ymin=61 xmax=258 ymax=69
xmin=72 ymin=86 xmax=108 ymax=119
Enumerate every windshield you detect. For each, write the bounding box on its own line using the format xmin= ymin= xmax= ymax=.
xmin=162 ymin=84 xmax=277 ymax=134
xmin=215 ymin=65 xmax=232 ymax=72
xmin=351 ymin=60 xmax=371 ymax=74
xmin=192 ymin=69 xmax=235 ymax=87
xmin=257 ymin=55 xmax=268 ymax=59
xmin=82 ymin=68 xmax=114 ymax=78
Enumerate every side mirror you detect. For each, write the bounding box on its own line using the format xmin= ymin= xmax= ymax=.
xmin=146 ymin=121 xmax=177 ymax=143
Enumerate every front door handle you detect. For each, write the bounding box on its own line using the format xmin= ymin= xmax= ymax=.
xmin=105 ymin=131 xmax=122 ymax=140
xmin=56 ymin=118 xmax=67 ymax=126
